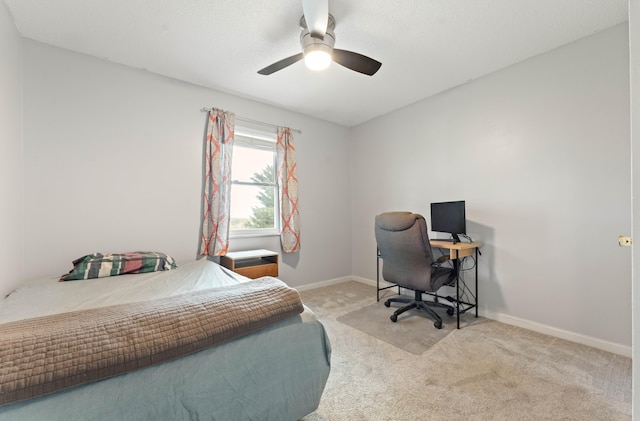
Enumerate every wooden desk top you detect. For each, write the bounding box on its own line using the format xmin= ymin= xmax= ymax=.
xmin=430 ymin=240 xmax=482 ymax=250
xmin=430 ymin=240 xmax=482 ymax=259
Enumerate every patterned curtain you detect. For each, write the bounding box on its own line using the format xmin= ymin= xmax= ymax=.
xmin=200 ymin=109 xmax=235 ymax=256
xmin=276 ymin=127 xmax=301 ymax=253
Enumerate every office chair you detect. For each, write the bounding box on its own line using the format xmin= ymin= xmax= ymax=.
xmin=374 ymin=212 xmax=456 ymax=329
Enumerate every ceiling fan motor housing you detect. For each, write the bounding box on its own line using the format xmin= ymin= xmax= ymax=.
xmin=300 ymin=14 xmax=336 ymax=57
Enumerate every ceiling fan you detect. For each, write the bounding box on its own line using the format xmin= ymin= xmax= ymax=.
xmin=257 ymin=0 xmax=382 ymax=76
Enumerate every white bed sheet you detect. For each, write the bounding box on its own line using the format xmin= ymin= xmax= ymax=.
xmin=0 ymin=258 xmax=250 ymax=323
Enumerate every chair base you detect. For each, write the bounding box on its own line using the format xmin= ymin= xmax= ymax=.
xmin=384 ymin=290 xmax=454 ymax=329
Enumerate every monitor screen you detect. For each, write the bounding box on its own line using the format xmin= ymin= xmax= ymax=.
xmin=430 ymin=201 xmax=466 ymax=243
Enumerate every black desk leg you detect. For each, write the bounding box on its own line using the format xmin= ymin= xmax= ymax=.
xmin=455 ymin=250 xmax=460 ymax=329
xmin=376 ymin=249 xmax=380 ymax=302
xmin=475 ymin=247 xmax=479 ymax=318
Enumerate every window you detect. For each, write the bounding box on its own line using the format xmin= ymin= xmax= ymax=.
xmin=230 ymin=127 xmax=279 ymax=237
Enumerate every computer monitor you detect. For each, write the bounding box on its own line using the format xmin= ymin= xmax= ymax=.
xmin=430 ymin=200 xmax=466 ymax=243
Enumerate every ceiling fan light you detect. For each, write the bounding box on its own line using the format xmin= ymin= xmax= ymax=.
xmin=303 ymin=44 xmax=332 ymax=71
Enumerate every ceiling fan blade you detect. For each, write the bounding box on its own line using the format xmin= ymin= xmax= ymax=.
xmin=302 ymin=0 xmax=329 ymax=38
xmin=332 ymin=49 xmax=382 ymax=76
xmin=257 ymin=53 xmax=304 ymax=75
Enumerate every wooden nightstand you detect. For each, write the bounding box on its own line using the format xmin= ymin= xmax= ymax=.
xmin=220 ymin=249 xmax=279 ymax=279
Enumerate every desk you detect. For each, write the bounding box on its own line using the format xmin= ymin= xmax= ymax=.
xmin=430 ymin=240 xmax=481 ymax=328
xmin=377 ymin=240 xmax=481 ymax=329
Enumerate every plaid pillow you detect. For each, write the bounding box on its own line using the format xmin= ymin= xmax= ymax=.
xmin=60 ymin=251 xmax=177 ymax=281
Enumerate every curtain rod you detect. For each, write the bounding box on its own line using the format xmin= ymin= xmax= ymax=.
xmin=201 ymin=107 xmax=302 ymax=134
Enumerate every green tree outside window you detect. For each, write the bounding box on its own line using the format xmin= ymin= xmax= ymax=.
xmin=248 ymin=164 xmax=275 ymax=228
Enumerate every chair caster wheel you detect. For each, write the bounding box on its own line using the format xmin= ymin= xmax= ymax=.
xmin=434 ymin=320 xmax=443 ymax=329
xmin=390 ymin=314 xmax=398 ymax=322
xmin=384 ymin=301 xmax=390 ymax=308
xmin=447 ymin=308 xmax=455 ymax=316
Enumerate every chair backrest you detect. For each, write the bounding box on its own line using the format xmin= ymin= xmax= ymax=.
xmin=374 ymin=212 xmax=435 ymax=292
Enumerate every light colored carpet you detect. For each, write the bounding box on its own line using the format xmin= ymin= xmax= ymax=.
xmin=299 ymin=281 xmax=631 ymax=421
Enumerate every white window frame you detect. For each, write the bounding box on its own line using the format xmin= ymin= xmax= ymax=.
xmin=229 ymin=127 xmax=280 ymax=238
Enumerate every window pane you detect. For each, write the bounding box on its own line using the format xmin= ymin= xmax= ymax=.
xmin=232 ymin=146 xmax=275 ymax=183
xmin=230 ymin=184 xmax=276 ymax=230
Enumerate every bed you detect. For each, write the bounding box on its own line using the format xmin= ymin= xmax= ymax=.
xmin=0 ymin=257 xmax=331 ymax=420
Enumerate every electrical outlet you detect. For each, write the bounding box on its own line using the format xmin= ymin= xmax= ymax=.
xmin=618 ymin=236 xmax=632 ymax=247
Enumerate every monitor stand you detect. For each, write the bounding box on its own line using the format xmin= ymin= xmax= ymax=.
xmin=435 ymin=234 xmax=461 ymax=244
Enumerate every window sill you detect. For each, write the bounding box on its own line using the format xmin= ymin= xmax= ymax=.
xmin=230 ymin=230 xmax=280 ymax=239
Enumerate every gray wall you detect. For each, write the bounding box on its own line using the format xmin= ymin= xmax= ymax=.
xmin=21 ymin=40 xmax=352 ymax=289
xmin=0 ymin=2 xmax=24 ymax=298
xmin=350 ymin=24 xmax=631 ymax=352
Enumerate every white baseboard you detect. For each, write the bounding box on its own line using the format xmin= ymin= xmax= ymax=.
xmin=482 ymin=310 xmax=631 ymax=358
xmin=307 ymin=276 xmax=632 ymax=358
xmin=350 ymin=276 xmax=381 ymax=287
xmin=295 ymin=276 xmax=354 ymax=292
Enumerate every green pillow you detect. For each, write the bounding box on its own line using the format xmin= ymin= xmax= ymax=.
xmin=60 ymin=251 xmax=177 ymax=281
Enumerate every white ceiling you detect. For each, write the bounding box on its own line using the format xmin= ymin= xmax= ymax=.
xmin=4 ymin=0 xmax=629 ymax=127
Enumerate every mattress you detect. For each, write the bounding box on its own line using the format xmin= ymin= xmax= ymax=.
xmin=0 ymin=259 xmax=331 ymax=420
